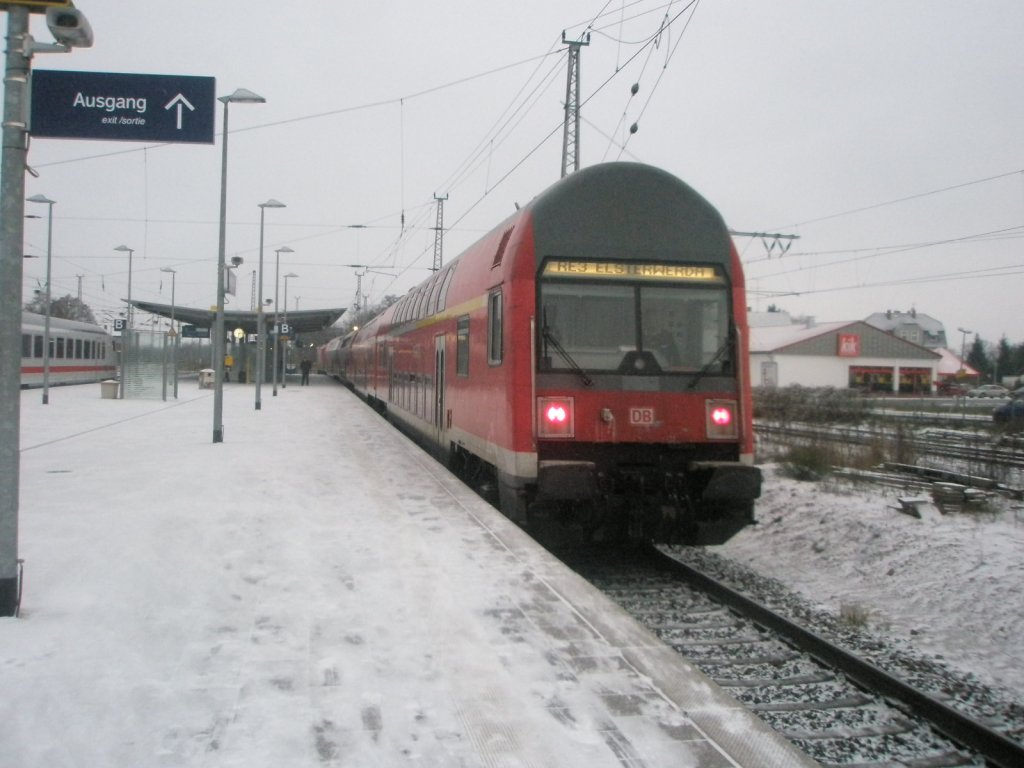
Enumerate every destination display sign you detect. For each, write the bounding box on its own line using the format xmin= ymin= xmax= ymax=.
xmin=543 ymin=260 xmax=722 ymax=283
xmin=181 ymin=325 xmax=211 ymax=339
xmin=30 ymin=70 xmax=216 ymax=144
xmin=0 ymin=1 xmax=72 ymax=11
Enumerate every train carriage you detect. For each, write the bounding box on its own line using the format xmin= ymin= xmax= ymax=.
xmin=20 ymin=311 xmax=117 ymax=388
xmin=323 ymin=162 xmax=761 ymax=544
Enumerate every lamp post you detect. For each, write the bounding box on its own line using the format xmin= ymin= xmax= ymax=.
xmin=271 ymin=245 xmax=293 ymax=396
xmin=282 ymin=272 xmax=298 ymax=388
xmin=213 ymin=88 xmax=265 ymax=443
xmin=26 ymin=194 xmax=55 ymax=405
xmin=113 ymin=245 xmax=135 ymax=399
xmin=160 ymin=267 xmax=177 ymax=399
xmin=255 ymin=198 xmax=285 ymax=410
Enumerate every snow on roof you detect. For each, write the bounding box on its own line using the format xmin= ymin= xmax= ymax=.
xmin=749 ymin=320 xmax=857 ymax=353
xmin=935 ymin=347 xmax=979 ymax=376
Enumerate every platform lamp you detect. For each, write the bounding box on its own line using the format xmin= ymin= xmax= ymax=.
xmin=271 ymin=245 xmax=293 ymax=396
xmin=255 ymin=198 xmax=285 ymax=410
xmin=26 ymin=194 xmax=55 ymax=405
xmin=282 ymin=272 xmax=298 ymax=388
xmin=213 ymin=88 xmax=265 ymax=443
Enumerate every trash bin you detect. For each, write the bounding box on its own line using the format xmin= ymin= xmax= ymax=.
xmin=100 ymin=380 xmax=119 ymax=399
xmin=199 ymin=369 xmax=215 ymax=389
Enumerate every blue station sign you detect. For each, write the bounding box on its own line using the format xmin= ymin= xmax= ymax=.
xmin=30 ymin=70 xmax=216 ymax=144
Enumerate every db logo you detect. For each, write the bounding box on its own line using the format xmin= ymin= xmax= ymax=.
xmin=629 ymin=407 xmax=656 ymax=425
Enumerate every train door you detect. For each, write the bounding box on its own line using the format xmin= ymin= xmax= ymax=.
xmin=433 ymin=334 xmax=445 ymax=442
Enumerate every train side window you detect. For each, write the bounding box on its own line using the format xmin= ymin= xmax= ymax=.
xmin=21 ymin=334 xmax=31 ymax=357
xmin=34 ymin=335 xmax=43 ymax=358
xmin=75 ymin=338 xmax=83 ymax=359
xmin=456 ymin=315 xmax=470 ymax=376
xmin=55 ymin=337 xmax=65 ymax=359
xmin=487 ymin=290 xmax=503 ymax=365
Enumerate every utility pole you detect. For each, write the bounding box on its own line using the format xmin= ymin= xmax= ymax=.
xmin=431 ymin=193 xmax=448 ymax=272
xmin=1 ymin=2 xmax=95 ymax=617
xmin=560 ymin=31 xmax=589 ymax=178
xmin=0 ymin=6 xmax=31 ymax=617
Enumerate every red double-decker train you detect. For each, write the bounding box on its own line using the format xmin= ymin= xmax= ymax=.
xmin=319 ymin=162 xmax=761 ymax=544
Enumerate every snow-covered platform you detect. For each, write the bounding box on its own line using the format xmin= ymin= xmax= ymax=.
xmin=5 ymin=375 xmax=813 ymax=767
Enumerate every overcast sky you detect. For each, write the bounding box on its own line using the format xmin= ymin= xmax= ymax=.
xmin=16 ymin=1 xmax=1024 ymax=345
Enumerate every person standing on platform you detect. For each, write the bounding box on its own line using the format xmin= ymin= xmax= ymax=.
xmin=300 ymin=358 xmax=312 ymax=386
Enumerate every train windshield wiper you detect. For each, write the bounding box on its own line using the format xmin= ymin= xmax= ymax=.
xmin=541 ymin=324 xmax=593 ymax=387
xmin=687 ymin=335 xmax=732 ymax=390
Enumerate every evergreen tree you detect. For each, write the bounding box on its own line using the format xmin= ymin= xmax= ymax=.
xmin=966 ymin=335 xmax=990 ymax=381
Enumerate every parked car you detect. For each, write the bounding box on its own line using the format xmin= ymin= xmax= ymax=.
xmin=967 ymin=384 xmax=1010 ymax=398
xmin=937 ymin=380 xmax=970 ymax=396
xmin=993 ymin=396 xmax=1024 ymax=425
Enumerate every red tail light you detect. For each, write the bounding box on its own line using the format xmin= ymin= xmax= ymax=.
xmin=706 ymin=399 xmax=738 ymax=439
xmin=538 ymin=396 xmax=575 ymax=438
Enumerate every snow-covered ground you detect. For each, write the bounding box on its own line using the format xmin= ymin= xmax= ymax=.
xmin=4 ymin=379 xmax=813 ymax=768
xmin=717 ymin=466 xmax=1024 ymax=699
xmin=4 ymin=376 xmax=1020 ymax=767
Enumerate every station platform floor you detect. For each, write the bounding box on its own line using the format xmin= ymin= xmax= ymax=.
xmin=4 ymin=374 xmax=815 ymax=767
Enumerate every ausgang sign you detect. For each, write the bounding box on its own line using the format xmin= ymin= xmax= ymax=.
xmin=30 ymin=70 xmax=216 ymax=144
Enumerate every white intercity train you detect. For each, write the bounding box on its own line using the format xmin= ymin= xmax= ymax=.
xmin=20 ymin=311 xmax=117 ymax=388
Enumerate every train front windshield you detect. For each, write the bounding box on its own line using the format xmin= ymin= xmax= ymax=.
xmin=538 ymin=260 xmax=731 ymax=375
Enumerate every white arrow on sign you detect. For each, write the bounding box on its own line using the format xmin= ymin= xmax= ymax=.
xmin=164 ymin=93 xmax=195 ymax=130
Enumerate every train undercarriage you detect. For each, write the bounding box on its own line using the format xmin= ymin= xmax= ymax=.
xmin=451 ymin=441 xmax=761 ymax=547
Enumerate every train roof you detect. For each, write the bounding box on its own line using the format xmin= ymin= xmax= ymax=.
xmin=22 ymin=311 xmax=110 ymax=334
xmin=527 ymin=162 xmax=733 ymax=266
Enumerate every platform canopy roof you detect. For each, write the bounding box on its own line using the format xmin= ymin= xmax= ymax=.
xmin=129 ymin=301 xmax=346 ymax=335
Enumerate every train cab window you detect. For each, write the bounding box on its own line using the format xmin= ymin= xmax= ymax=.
xmin=540 ymin=283 xmax=635 ymax=372
xmin=456 ymin=315 xmax=470 ymax=376
xmin=640 ymin=286 xmax=728 ymax=372
xmin=487 ymin=290 xmax=503 ymax=365
xmin=538 ymin=268 xmax=730 ymax=375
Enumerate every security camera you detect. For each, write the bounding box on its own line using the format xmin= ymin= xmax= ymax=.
xmin=46 ymin=7 xmax=94 ymax=49
xmin=230 ymin=256 xmax=244 ymax=267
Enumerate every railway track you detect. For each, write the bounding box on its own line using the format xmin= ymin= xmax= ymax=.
xmin=756 ymin=422 xmax=1024 ymax=491
xmin=557 ymin=544 xmax=1024 ymax=768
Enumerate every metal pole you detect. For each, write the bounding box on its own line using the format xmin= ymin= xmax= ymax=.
xmin=213 ymin=97 xmax=230 ymax=441
xmin=255 ymin=200 xmax=284 ymax=410
xmin=161 ymin=267 xmax=177 ymax=399
xmin=282 ymin=272 xmax=297 ymax=389
xmin=27 ymin=196 xmax=56 ymax=405
xmin=255 ymin=205 xmax=265 ymax=410
xmin=272 ymin=246 xmax=279 ymax=396
xmin=171 ymin=273 xmax=177 ymax=398
xmin=0 ymin=6 xmax=31 ymax=616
